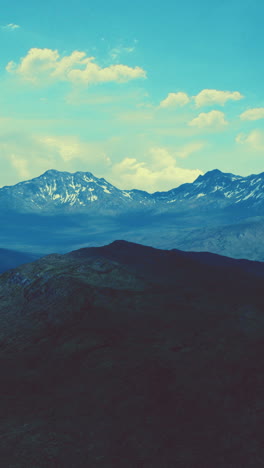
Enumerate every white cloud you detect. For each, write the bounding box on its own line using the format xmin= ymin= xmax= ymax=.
xmin=10 ymin=155 xmax=30 ymax=179
xmin=39 ymin=135 xmax=90 ymax=162
xmin=109 ymin=45 xmax=135 ymax=61
xmin=6 ymin=48 xmax=147 ymax=85
xmin=175 ymin=141 xmax=206 ymax=158
xmin=236 ymin=130 xmax=264 ymax=151
xmin=2 ymin=23 xmax=20 ymax=31
xmin=159 ymin=92 xmax=190 ymax=108
xmin=194 ymin=89 xmax=243 ymax=107
xmin=110 ymin=147 xmax=203 ymax=192
xmin=240 ymin=108 xmax=264 ymax=121
xmin=189 ymin=110 xmax=227 ymax=128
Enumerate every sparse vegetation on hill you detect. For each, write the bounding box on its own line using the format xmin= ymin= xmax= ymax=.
xmin=0 ymin=241 xmax=264 ymax=467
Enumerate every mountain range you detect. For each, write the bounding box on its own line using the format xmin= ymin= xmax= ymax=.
xmin=0 ymin=240 xmax=264 ymax=467
xmin=0 ymin=168 xmax=263 ymax=267
xmin=1 ymin=168 xmax=264 ymax=213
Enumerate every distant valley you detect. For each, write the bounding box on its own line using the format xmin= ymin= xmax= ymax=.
xmin=0 ymin=248 xmax=39 ymax=274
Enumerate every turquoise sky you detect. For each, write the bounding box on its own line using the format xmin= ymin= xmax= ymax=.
xmin=0 ymin=0 xmax=264 ymax=191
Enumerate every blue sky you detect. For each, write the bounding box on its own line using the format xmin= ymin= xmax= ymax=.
xmin=0 ymin=0 xmax=264 ymax=191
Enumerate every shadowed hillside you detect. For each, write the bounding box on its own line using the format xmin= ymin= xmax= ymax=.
xmin=0 ymin=241 xmax=264 ymax=467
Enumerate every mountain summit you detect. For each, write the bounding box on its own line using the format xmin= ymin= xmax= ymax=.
xmin=0 ymin=169 xmax=153 ymax=213
xmin=154 ymin=169 xmax=264 ymax=209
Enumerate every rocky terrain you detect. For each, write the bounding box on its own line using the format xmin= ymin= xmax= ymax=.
xmin=0 ymin=240 xmax=264 ymax=467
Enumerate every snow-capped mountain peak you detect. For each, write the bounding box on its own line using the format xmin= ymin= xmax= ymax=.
xmin=0 ymin=170 xmax=153 ymax=213
xmin=154 ymin=169 xmax=264 ymax=209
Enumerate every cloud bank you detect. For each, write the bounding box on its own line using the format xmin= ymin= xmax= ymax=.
xmin=159 ymin=92 xmax=190 ymax=108
xmin=0 ymin=131 xmax=110 ymax=186
xmin=240 ymin=108 xmax=264 ymax=121
xmin=6 ymin=48 xmax=147 ymax=85
xmin=194 ymin=89 xmax=243 ymax=107
xmin=159 ymin=89 xmax=243 ymax=110
xmin=111 ymin=147 xmax=203 ymax=192
xmin=189 ymin=110 xmax=227 ymax=128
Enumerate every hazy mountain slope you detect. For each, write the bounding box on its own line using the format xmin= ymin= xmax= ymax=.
xmin=175 ymin=216 xmax=264 ymax=261
xmin=0 ymin=248 xmax=39 ymax=273
xmin=0 ymin=209 xmax=264 ymax=263
xmin=0 ymin=241 xmax=264 ymax=467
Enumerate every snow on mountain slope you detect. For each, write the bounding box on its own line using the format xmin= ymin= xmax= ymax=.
xmin=154 ymin=169 xmax=264 ymax=209
xmin=0 ymin=170 xmax=153 ymax=213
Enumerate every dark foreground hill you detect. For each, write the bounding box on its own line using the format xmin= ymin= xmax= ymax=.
xmin=0 ymin=241 xmax=264 ymax=467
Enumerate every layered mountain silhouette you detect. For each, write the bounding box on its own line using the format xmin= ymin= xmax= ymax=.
xmin=0 ymin=240 xmax=264 ymax=467
xmin=0 ymin=168 xmax=263 ymax=266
